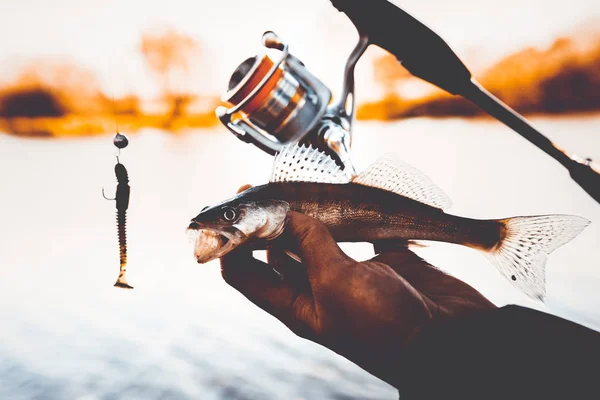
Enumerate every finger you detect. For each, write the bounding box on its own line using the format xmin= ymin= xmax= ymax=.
xmin=221 ymin=247 xmax=298 ymax=321
xmin=371 ymin=243 xmax=447 ymax=284
xmin=278 ymin=212 xmax=352 ymax=282
xmin=266 ymin=247 xmax=310 ymax=291
xmin=370 ymin=240 xmax=466 ymax=296
xmin=371 ymin=240 xmax=427 ymax=273
xmin=221 ymin=247 xmax=318 ymax=337
xmin=371 ymin=243 xmax=483 ymax=302
xmin=373 ymin=238 xmax=411 ymax=255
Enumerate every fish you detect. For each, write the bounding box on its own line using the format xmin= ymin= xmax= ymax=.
xmin=187 ymin=144 xmax=590 ymax=301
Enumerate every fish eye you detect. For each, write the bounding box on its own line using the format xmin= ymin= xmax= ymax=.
xmin=222 ymin=207 xmax=237 ymax=222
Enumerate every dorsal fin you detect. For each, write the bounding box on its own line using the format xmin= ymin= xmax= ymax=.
xmin=270 ymin=143 xmax=350 ymax=184
xmin=352 ymin=155 xmax=452 ymax=210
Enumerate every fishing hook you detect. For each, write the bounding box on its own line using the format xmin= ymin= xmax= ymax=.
xmin=102 ymin=187 xmax=116 ymax=201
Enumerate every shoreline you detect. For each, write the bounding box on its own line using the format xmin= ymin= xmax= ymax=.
xmin=1 ymin=111 xmax=598 ymax=139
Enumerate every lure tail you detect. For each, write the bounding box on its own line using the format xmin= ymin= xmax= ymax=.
xmin=479 ymin=215 xmax=589 ymax=301
xmin=114 ymin=209 xmax=133 ymax=289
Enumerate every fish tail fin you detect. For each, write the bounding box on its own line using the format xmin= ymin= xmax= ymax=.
xmin=483 ymin=215 xmax=589 ymax=302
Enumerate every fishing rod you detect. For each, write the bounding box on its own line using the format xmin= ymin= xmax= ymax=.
xmin=216 ymin=0 xmax=600 ymax=204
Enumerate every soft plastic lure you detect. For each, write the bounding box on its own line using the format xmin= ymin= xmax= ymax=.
xmin=103 ymin=132 xmax=133 ymax=289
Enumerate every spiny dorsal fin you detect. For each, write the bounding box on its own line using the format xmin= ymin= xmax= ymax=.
xmin=353 ymin=155 xmax=452 ymax=210
xmin=270 ymin=143 xmax=350 ymax=184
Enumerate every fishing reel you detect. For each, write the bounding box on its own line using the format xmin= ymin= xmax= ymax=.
xmin=216 ymin=31 xmax=369 ymax=177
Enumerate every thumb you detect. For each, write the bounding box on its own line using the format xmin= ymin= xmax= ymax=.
xmin=278 ymin=212 xmax=351 ymax=282
xmin=221 ymin=246 xmax=299 ymax=322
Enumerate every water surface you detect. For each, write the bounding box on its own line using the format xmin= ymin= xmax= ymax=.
xmin=0 ymin=116 xmax=599 ymax=399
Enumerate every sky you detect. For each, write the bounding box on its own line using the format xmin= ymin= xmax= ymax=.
xmin=0 ymin=0 xmax=598 ymax=101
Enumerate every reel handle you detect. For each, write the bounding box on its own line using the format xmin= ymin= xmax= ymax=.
xmin=329 ymin=0 xmax=472 ymax=95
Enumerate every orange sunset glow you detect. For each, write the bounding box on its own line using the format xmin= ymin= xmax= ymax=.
xmin=358 ymin=29 xmax=600 ymax=120
xmin=0 ymin=0 xmax=599 ymax=137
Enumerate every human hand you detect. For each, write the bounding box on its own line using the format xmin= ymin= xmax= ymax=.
xmin=221 ymin=186 xmax=496 ymax=388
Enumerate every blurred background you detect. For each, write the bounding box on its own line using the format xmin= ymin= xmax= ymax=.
xmin=0 ymin=0 xmax=599 ymax=399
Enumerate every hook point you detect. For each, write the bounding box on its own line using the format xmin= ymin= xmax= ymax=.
xmin=102 ymin=187 xmax=115 ymax=201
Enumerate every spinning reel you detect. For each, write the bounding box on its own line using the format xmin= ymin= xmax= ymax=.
xmin=216 ymin=31 xmax=366 ymax=177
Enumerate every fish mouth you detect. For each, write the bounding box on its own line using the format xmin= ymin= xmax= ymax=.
xmin=187 ymin=226 xmax=245 ymax=264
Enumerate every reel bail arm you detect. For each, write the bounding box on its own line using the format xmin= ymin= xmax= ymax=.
xmin=317 ymin=34 xmax=370 ymax=177
xmin=328 ymin=34 xmax=370 ymax=129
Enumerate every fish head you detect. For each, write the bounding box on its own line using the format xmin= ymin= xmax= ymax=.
xmin=187 ymin=197 xmax=290 ymax=264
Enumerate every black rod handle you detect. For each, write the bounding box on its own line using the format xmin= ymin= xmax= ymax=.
xmin=329 ymin=0 xmax=472 ymax=95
